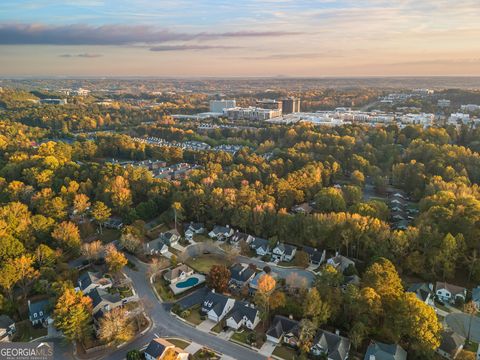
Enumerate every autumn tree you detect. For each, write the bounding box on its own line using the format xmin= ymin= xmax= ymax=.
xmin=303 ymin=288 xmax=331 ymax=326
xmin=298 ymin=319 xmax=316 ymax=354
xmin=81 ymin=240 xmax=104 ymax=264
xmin=207 ymin=265 xmax=231 ymax=293
xmin=362 ymin=258 xmax=403 ymax=300
xmin=54 ymin=287 xmax=93 ymax=341
xmin=254 ymin=273 xmax=276 ymax=325
xmin=51 ymin=221 xmax=81 ymax=254
xmin=105 ymin=244 xmax=128 ymax=278
xmin=98 ymin=307 xmax=134 ymax=345
xmin=73 ymin=193 xmax=91 ymax=220
xmin=91 ymin=201 xmax=111 ymax=234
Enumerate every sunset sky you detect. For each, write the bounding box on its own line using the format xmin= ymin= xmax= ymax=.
xmin=1 ymin=0 xmax=479 ymax=77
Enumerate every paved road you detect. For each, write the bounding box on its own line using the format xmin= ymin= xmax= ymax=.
xmin=446 ymin=313 xmax=480 ymax=342
xmin=107 ymin=255 xmax=266 ymax=360
xmin=185 ymin=242 xmax=315 ymax=284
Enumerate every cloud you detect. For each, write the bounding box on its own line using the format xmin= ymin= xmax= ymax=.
xmin=242 ymin=52 xmax=342 ymax=60
xmin=0 ymin=23 xmax=303 ymax=45
xmin=150 ymin=44 xmax=240 ymax=52
xmin=59 ymin=53 xmax=102 ymax=57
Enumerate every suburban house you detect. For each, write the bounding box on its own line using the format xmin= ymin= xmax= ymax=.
xmin=144 ymin=338 xmax=189 ymax=360
xmin=201 ymin=291 xmax=235 ymax=322
xmin=303 ymin=246 xmax=326 ymax=265
xmin=472 ymin=286 xmax=480 ymax=309
xmin=229 ymin=263 xmax=256 ymax=287
xmin=161 ymin=229 xmax=181 ymax=246
xmin=364 ymin=341 xmax=407 ymax=360
xmin=436 ymin=282 xmax=467 ymax=304
xmin=250 ymin=237 xmax=270 ymax=256
xmin=0 ymin=315 xmax=15 ymax=342
xmin=163 ymin=264 xmax=194 ymax=284
xmin=272 ymin=243 xmax=297 ymax=262
xmin=436 ymin=330 xmax=465 ymax=359
xmin=104 ymin=217 xmax=123 ymax=229
xmin=327 ymin=254 xmax=355 ymax=273
xmin=225 ymin=301 xmax=260 ymax=330
xmin=208 ymin=225 xmax=234 ymax=241
xmin=342 ymin=275 xmax=361 ymax=290
xmin=407 ymin=283 xmax=434 ymax=307
xmin=266 ymin=315 xmax=300 ymax=346
xmin=230 ymin=231 xmax=255 ymax=244
xmin=28 ymin=299 xmax=51 ymax=326
xmin=291 ymin=203 xmax=313 ymax=214
xmin=184 ymin=222 xmax=205 ymax=240
xmin=145 ymin=238 xmax=169 ymax=256
xmin=310 ymin=330 xmax=351 ymax=360
xmin=77 ymin=271 xmax=113 ymax=294
xmin=88 ymin=288 xmax=124 ymax=313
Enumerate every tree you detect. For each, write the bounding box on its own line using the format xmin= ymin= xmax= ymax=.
xmin=7 ymin=255 xmax=39 ymax=300
xmin=107 ymin=176 xmax=132 ymax=212
xmin=349 ymin=321 xmax=368 ymax=350
xmin=81 ymin=240 xmax=104 ymax=264
xmin=0 ymin=260 xmax=21 ymax=300
xmin=51 ymin=221 xmax=81 ymax=254
xmin=269 ymin=290 xmax=286 ymax=311
xmin=171 ymin=202 xmax=184 ymax=232
xmin=464 ymin=301 xmax=478 ymax=342
xmin=120 ymin=232 xmax=143 ymax=254
xmin=298 ymin=319 xmax=316 ymax=354
xmin=73 ymin=193 xmax=91 ymax=220
xmin=91 ymin=201 xmax=111 ymax=234
xmin=105 ymin=244 xmax=128 ymax=277
xmin=0 ymin=233 xmax=25 ymax=262
xmin=35 ymin=244 xmax=57 ymax=268
xmin=303 ymin=288 xmax=331 ymax=326
xmin=362 ymin=258 xmax=403 ymax=300
xmin=98 ymin=307 xmax=134 ymax=345
xmin=457 ymin=350 xmax=476 ymax=360
xmin=255 ymin=273 xmax=277 ymax=325
xmin=207 ymin=265 xmax=231 ymax=293
xmin=294 ymin=250 xmax=310 ymax=268
xmin=314 ymin=187 xmax=346 ymax=213
xmin=126 ymin=350 xmax=142 ymax=360
xmin=54 ymin=287 xmax=92 ymax=341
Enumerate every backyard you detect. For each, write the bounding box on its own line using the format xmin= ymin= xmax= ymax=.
xmin=13 ymin=320 xmax=47 ymax=342
xmin=230 ymin=328 xmax=265 ymax=348
xmin=186 ymin=254 xmax=232 ymax=274
xmin=180 ymin=305 xmax=204 ymax=325
xmin=272 ymin=345 xmax=298 ymax=360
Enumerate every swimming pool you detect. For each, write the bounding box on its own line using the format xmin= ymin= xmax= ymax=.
xmin=176 ymin=277 xmax=200 ymax=288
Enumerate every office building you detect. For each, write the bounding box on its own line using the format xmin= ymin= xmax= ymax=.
xmin=209 ymin=99 xmax=236 ymax=113
xmin=281 ymin=98 xmax=301 ymax=114
xmin=256 ymin=99 xmax=282 ymax=110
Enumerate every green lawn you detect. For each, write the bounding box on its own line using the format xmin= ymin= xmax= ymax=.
xmin=186 ymin=254 xmax=232 ymax=274
xmin=153 ymin=274 xmax=175 ymax=301
xmin=230 ymin=329 xmax=264 ymax=348
xmin=181 ymin=305 xmax=204 ymax=325
xmin=13 ymin=320 xmax=47 ymax=342
xmin=166 ymin=338 xmax=191 ymax=349
xmin=272 ymin=345 xmax=298 ymax=360
xmin=98 ymin=228 xmax=121 ymax=243
xmin=192 ymin=348 xmax=220 ymax=360
xmin=231 ymin=330 xmax=250 ymax=344
xmin=211 ymin=321 xmax=225 ymax=334
xmin=464 ymin=341 xmax=479 ymax=353
xmin=193 ymin=234 xmax=211 ymax=242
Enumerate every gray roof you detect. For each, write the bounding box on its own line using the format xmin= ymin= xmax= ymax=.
xmin=266 ymin=315 xmax=300 ymax=340
xmin=0 ymin=315 xmax=14 ymax=329
xmin=439 ymin=330 xmax=465 ymax=356
xmin=177 ymin=287 xmax=209 ymax=311
xmin=145 ymin=339 xmax=166 ymax=358
xmin=251 ymin=237 xmax=269 ymax=251
xmin=78 ymin=271 xmax=99 ymax=291
xmin=364 ymin=341 xmax=407 ymax=360
xmin=312 ymin=330 xmax=351 ymax=360
xmin=303 ymin=246 xmax=323 ymax=263
xmin=230 ymin=264 xmax=256 ymax=283
xmin=472 ymin=286 xmax=480 ymax=301
xmin=230 ymin=232 xmax=251 ymax=243
xmin=88 ymin=288 xmax=121 ymax=309
xmin=211 ymin=225 xmax=232 ymax=236
xmin=202 ymin=292 xmax=230 ymax=317
xmin=407 ymin=283 xmax=432 ymax=302
xmin=28 ymin=299 xmax=50 ymax=318
xmin=228 ymin=301 xmax=258 ymax=324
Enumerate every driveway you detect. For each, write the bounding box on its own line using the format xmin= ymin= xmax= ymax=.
xmin=446 ymin=313 xmax=480 ymax=342
xmin=197 ymin=319 xmax=217 ymax=332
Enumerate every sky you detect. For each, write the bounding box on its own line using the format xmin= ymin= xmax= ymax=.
xmin=0 ymin=0 xmax=480 ymax=77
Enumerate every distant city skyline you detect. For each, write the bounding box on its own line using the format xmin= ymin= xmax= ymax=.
xmin=1 ymin=0 xmax=479 ymax=77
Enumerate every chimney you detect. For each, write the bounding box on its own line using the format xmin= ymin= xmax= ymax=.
xmin=211 ymin=289 xmax=215 ymax=293
xmin=289 ymin=314 xmax=293 ymax=320
xmin=335 ymin=329 xmax=340 ymax=335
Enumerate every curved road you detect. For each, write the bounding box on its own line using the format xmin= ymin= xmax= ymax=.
xmin=446 ymin=313 xmax=480 ymax=343
xmin=106 ymin=255 xmax=267 ymax=360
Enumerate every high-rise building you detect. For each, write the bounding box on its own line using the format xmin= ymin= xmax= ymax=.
xmin=281 ymin=98 xmax=301 ymax=114
xmin=256 ymin=99 xmax=282 ymax=110
xmin=209 ymin=99 xmax=236 ymax=113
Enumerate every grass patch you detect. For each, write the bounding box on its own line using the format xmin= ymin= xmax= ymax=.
xmin=154 ymin=274 xmax=175 ymax=301
xmin=230 ymin=328 xmax=264 ymax=348
xmin=192 ymin=234 xmax=211 ymax=243
xmin=181 ymin=305 xmax=204 ymax=325
xmin=211 ymin=321 xmax=224 ymax=334
xmin=231 ymin=330 xmax=250 ymax=344
xmin=435 ymin=302 xmax=451 ymax=313
xmin=464 ymin=341 xmax=479 ymax=353
xmin=186 ymin=254 xmax=231 ymax=274
xmin=166 ymin=338 xmax=191 ymax=349
xmin=272 ymin=345 xmax=298 ymax=360
xmin=192 ymin=348 xmax=220 ymax=360
xmin=98 ymin=228 xmax=121 ymax=243
xmin=13 ymin=320 xmax=47 ymax=342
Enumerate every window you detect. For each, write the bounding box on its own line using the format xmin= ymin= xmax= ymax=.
xmin=39 ymin=311 xmax=43 ymax=316
xmin=34 ymin=313 xmax=37 ymax=318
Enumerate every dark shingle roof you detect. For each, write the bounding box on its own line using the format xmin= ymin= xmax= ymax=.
xmin=266 ymin=315 xmax=300 ymax=340
xmin=439 ymin=330 xmax=465 ymax=356
xmin=407 ymin=283 xmax=432 ymax=302
xmin=228 ymin=301 xmax=258 ymax=324
xmin=312 ymin=330 xmax=351 ymax=360
xmin=230 ymin=264 xmax=255 ymax=283
xmin=88 ymin=288 xmax=121 ymax=309
xmin=364 ymin=341 xmax=407 ymax=360
xmin=303 ymin=246 xmax=323 ymax=262
xmin=145 ymin=339 xmax=166 ymax=358
xmin=202 ymin=292 xmax=230 ymax=317
xmin=0 ymin=315 xmax=14 ymax=329
xmin=78 ymin=271 xmax=99 ymax=291
xmin=251 ymin=237 xmax=269 ymax=251
xmin=28 ymin=299 xmax=50 ymax=318
xmin=177 ymin=287 xmax=209 ymax=311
